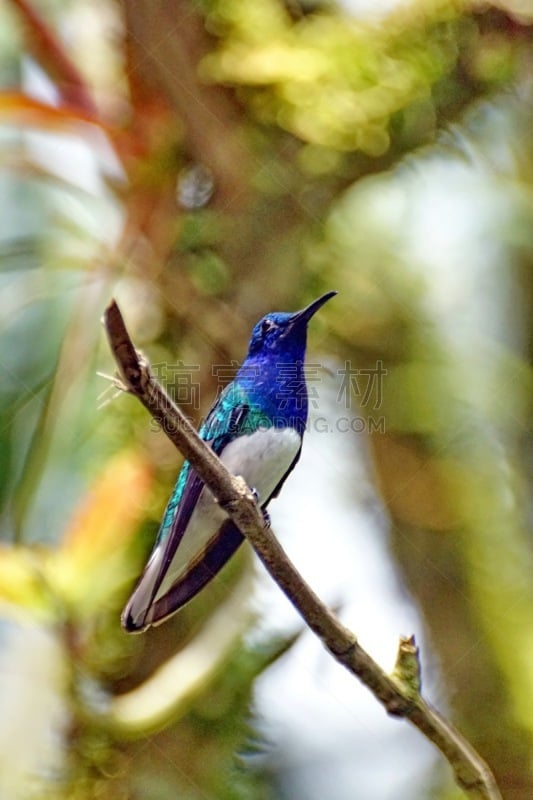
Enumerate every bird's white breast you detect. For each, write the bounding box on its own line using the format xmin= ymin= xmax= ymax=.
xmin=219 ymin=426 xmax=301 ymax=502
xmin=155 ymin=426 xmax=301 ymax=597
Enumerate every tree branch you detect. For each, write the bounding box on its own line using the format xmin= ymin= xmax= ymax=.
xmin=10 ymin=0 xmax=97 ymax=115
xmin=103 ymin=299 xmax=502 ymax=800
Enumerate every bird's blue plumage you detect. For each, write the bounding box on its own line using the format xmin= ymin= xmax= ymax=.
xmin=122 ymin=291 xmax=336 ymax=632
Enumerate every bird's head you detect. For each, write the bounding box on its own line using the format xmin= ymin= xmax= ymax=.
xmin=246 ymin=291 xmax=337 ymax=360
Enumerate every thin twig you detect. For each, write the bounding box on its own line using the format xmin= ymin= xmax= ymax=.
xmin=103 ymin=299 xmax=502 ymax=800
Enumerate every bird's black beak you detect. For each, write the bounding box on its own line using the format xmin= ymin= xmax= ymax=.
xmin=292 ymin=291 xmax=337 ymax=326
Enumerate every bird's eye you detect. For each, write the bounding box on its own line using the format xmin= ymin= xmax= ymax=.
xmin=261 ymin=319 xmax=275 ymax=336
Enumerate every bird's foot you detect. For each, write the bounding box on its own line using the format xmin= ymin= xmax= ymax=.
xmin=251 ymin=488 xmax=271 ymax=528
xmin=251 ymin=487 xmax=260 ymax=504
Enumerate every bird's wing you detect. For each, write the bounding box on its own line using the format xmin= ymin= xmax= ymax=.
xmin=122 ymin=383 xmax=261 ymax=632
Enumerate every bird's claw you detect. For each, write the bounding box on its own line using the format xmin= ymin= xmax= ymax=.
xmin=251 ymin=487 xmax=271 ymax=528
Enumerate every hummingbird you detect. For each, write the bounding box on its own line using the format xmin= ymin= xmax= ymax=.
xmin=122 ymin=291 xmax=337 ymax=632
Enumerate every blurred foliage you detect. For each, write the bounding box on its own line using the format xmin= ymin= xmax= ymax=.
xmin=203 ymin=0 xmax=460 ymax=156
xmin=0 ymin=0 xmax=531 ymax=798
xmin=312 ymin=92 xmax=533 ymax=784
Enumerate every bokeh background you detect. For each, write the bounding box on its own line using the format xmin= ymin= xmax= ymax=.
xmin=0 ymin=1 xmax=532 ymax=798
